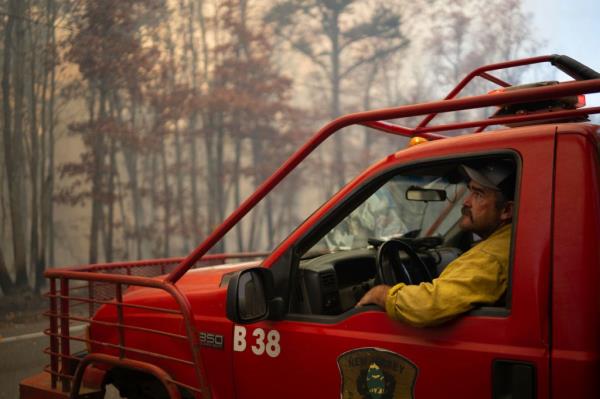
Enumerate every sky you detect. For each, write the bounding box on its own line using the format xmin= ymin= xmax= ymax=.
xmin=524 ymin=0 xmax=600 ymax=105
xmin=525 ymin=0 xmax=599 ymax=66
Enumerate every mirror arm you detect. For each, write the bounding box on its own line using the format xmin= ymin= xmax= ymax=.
xmin=268 ymin=297 xmax=285 ymax=321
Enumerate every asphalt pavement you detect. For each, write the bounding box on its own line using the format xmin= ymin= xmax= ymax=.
xmin=0 ymin=319 xmax=48 ymax=399
xmin=0 ymin=320 xmax=119 ymax=399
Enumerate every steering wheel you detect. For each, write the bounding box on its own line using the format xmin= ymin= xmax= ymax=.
xmin=376 ymin=239 xmax=433 ymax=286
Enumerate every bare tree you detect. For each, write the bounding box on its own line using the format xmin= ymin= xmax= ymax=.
xmin=182 ymin=0 xmax=202 ymax=243
xmin=474 ymin=0 xmax=541 ymax=83
xmin=2 ymin=0 xmax=29 ymax=289
xmin=56 ymin=0 xmax=165 ymax=264
xmin=428 ymin=0 xmax=540 ymax=98
xmin=43 ymin=0 xmax=58 ymax=270
xmin=265 ymin=0 xmax=409 ymax=189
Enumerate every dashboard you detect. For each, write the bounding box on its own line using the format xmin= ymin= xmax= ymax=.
xmin=299 ymin=248 xmax=377 ymax=314
xmin=295 ymin=245 xmax=462 ymax=316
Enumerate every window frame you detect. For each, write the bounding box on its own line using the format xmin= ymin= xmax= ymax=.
xmin=282 ymin=150 xmax=522 ymax=324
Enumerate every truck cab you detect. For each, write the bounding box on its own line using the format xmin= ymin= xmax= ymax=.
xmin=227 ymin=122 xmax=600 ymax=398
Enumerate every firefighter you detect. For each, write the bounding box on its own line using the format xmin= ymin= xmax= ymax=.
xmin=357 ymin=161 xmax=515 ymax=327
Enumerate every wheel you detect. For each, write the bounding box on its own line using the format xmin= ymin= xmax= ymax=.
xmin=108 ymin=368 xmax=193 ymax=399
xmin=376 ymin=239 xmax=433 ymax=286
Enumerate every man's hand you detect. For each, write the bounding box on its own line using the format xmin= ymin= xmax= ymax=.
xmin=356 ymin=285 xmax=391 ymax=308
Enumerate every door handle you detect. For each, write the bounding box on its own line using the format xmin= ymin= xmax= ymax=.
xmin=492 ymin=359 xmax=536 ymax=399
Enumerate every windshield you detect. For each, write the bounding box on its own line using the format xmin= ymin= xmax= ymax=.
xmin=309 ymin=174 xmax=467 ymax=253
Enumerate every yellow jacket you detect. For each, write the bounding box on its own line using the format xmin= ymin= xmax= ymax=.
xmin=384 ymin=224 xmax=511 ymax=327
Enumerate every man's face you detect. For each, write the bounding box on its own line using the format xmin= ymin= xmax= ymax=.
xmin=459 ymin=181 xmax=512 ymax=238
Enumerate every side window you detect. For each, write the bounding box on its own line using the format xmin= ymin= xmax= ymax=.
xmin=309 ymin=175 xmax=466 ymax=254
xmin=291 ymin=157 xmax=516 ymax=318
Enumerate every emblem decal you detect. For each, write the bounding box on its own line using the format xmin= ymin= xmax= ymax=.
xmin=199 ymin=332 xmax=224 ymax=349
xmin=337 ymin=348 xmax=417 ymax=399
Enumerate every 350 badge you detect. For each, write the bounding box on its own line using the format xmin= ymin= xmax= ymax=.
xmin=199 ymin=332 xmax=224 ymax=349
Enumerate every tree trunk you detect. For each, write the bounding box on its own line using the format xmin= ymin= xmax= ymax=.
xmin=45 ymin=0 xmax=57 ymax=268
xmin=250 ymin=134 xmax=265 ymax=250
xmin=89 ymin=86 xmax=107 ymax=264
xmin=120 ymin=95 xmax=143 ymax=259
xmin=174 ymin=127 xmax=188 ymax=253
xmin=131 ymin=97 xmax=144 ymax=258
xmin=215 ymin=112 xmax=226 ymax=253
xmin=164 ymin=28 xmax=188 ymax=254
xmin=246 ymin=204 xmax=262 ymax=252
xmin=329 ymin=8 xmax=345 ymax=190
xmin=189 ymin=125 xmax=200 ymax=238
xmin=362 ymin=63 xmax=378 ymax=168
xmin=203 ymin=108 xmax=226 ymax=253
xmin=199 ymin=1 xmax=217 ymax=243
xmin=160 ymin=135 xmax=171 ymax=257
xmin=104 ymin=135 xmax=116 ymax=263
xmin=265 ymin=196 xmax=274 ymax=250
xmin=0 ymin=247 xmax=15 ymax=295
xmin=28 ymin=15 xmax=43 ymax=291
xmin=7 ymin=0 xmax=30 ymax=288
xmin=115 ymin=166 xmax=130 ymax=259
xmin=150 ymin=150 xmax=158 ymax=257
xmin=1 ymin=0 xmax=16 ymax=278
xmin=233 ymin=135 xmax=244 ymax=252
xmin=204 ymin=114 xmax=216 ymax=243
xmin=186 ymin=0 xmax=201 ymax=241
xmin=39 ymin=4 xmax=50 ymax=284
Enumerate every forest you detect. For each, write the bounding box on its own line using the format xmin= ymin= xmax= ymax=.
xmin=0 ymin=0 xmax=542 ymax=298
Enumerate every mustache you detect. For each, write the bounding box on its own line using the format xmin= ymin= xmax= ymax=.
xmin=461 ymin=206 xmax=472 ymax=217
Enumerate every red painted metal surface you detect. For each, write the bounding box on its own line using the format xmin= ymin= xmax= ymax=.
xmin=551 ymin=126 xmax=600 ymax=398
xmin=49 ymin=279 xmax=59 ymax=389
xmin=59 ymin=279 xmax=71 ymax=392
xmin=416 ymin=55 xmax=553 ymax=129
xmin=365 ymin=107 xmax=600 ymax=136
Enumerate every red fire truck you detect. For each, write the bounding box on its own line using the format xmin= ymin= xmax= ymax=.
xmin=20 ymin=55 xmax=600 ymax=398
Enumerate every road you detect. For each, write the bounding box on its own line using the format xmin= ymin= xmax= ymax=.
xmin=0 ymin=319 xmax=47 ymax=399
xmin=0 ymin=320 xmax=119 ymax=399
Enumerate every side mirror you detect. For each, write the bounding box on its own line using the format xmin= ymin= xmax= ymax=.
xmin=226 ymin=268 xmax=284 ymax=324
xmin=405 ymin=186 xmax=447 ymax=202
